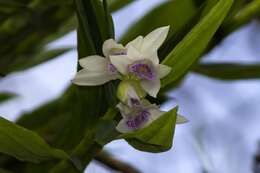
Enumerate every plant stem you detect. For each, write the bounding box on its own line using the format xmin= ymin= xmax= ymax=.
xmin=50 ymin=129 xmax=102 ymax=173
xmin=95 ymin=151 xmax=142 ymax=173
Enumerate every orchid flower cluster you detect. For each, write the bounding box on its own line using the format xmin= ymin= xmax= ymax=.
xmin=72 ymin=26 xmax=185 ymax=133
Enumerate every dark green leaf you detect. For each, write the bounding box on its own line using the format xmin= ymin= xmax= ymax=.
xmin=120 ymin=0 xmax=202 ymax=46
xmin=193 ymin=63 xmax=260 ymax=80
xmin=0 ymin=0 xmax=26 ymax=8
xmin=0 ymin=117 xmax=68 ymax=163
xmin=49 ymin=0 xmax=116 ymax=156
xmin=0 ymin=168 xmax=13 ymax=173
xmin=7 ymin=47 xmax=73 ymax=73
xmin=162 ymin=0 xmax=233 ymax=88
xmin=95 ymin=120 xmax=120 ymax=146
xmin=223 ymin=0 xmax=260 ymax=34
xmin=0 ymin=93 xmax=16 ymax=103
xmin=0 ymin=1 xmax=75 ymax=75
xmin=16 ymin=98 xmax=63 ymax=130
xmin=75 ymin=0 xmax=114 ymax=55
xmin=107 ymin=0 xmax=134 ymax=12
xmin=94 ymin=108 xmax=120 ymax=145
xmin=119 ymin=107 xmax=178 ymax=153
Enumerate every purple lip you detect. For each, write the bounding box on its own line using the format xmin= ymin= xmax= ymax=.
xmin=111 ymin=49 xmax=127 ymax=56
xmin=107 ymin=63 xmax=117 ymax=74
xmin=126 ymin=110 xmax=150 ymax=129
xmin=128 ymin=61 xmax=155 ymax=81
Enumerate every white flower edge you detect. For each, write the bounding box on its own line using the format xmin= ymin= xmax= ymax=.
xmin=72 ymin=39 xmax=124 ymax=86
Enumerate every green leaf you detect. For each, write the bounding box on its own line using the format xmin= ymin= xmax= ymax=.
xmin=94 ymin=108 xmax=120 ymax=145
xmin=75 ymin=0 xmax=114 ymax=55
xmin=223 ymin=0 xmax=260 ymax=34
xmin=95 ymin=120 xmax=120 ymax=146
xmin=120 ymin=0 xmax=202 ymax=47
xmin=0 ymin=93 xmax=16 ymax=103
xmin=107 ymin=0 xmax=134 ymax=12
xmin=0 ymin=117 xmax=68 ymax=163
xmin=49 ymin=1 xmax=117 ymax=172
xmin=162 ymin=0 xmax=233 ymax=88
xmin=0 ymin=168 xmax=13 ymax=173
xmin=193 ymin=63 xmax=260 ymax=80
xmin=7 ymin=47 xmax=73 ymax=73
xmin=0 ymin=1 xmax=75 ymax=75
xmin=0 ymin=0 xmax=26 ymax=8
xmin=119 ymin=107 xmax=178 ymax=153
xmin=16 ymin=98 xmax=63 ymax=130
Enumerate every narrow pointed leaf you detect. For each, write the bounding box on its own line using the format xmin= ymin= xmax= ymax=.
xmin=223 ymin=0 xmax=260 ymax=34
xmin=120 ymin=0 xmax=202 ymax=46
xmin=0 ymin=168 xmax=13 ymax=173
xmin=162 ymin=0 xmax=233 ymax=87
xmin=0 ymin=2 xmax=75 ymax=75
xmin=75 ymin=0 xmax=114 ymax=55
xmin=7 ymin=47 xmax=73 ymax=73
xmin=0 ymin=93 xmax=16 ymax=103
xmin=107 ymin=0 xmax=134 ymax=12
xmin=0 ymin=117 xmax=68 ymax=163
xmin=193 ymin=63 xmax=260 ymax=80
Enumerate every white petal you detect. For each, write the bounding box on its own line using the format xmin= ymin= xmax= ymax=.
xmin=79 ymin=55 xmax=107 ymax=72
xmin=158 ymin=64 xmax=172 ymax=79
xmin=146 ymin=52 xmax=159 ymax=65
xmin=128 ymin=39 xmax=159 ymax=65
xmin=110 ymin=55 xmax=132 ymax=74
xmin=126 ymin=45 xmax=144 ymax=61
xmin=126 ymin=36 xmax=143 ymax=50
xmin=139 ymin=108 xmax=163 ymax=129
xmin=102 ymin=39 xmax=125 ymax=57
xmin=176 ymin=115 xmax=188 ymax=124
xmin=72 ymin=69 xmax=115 ymax=86
xmin=141 ymin=26 xmax=169 ymax=54
xmin=140 ymin=78 xmax=160 ymax=97
xmin=126 ymin=84 xmax=139 ymax=99
xmin=116 ymin=103 xmax=130 ymax=118
xmin=148 ymin=108 xmax=164 ymax=121
xmin=116 ymin=119 xmax=134 ymax=133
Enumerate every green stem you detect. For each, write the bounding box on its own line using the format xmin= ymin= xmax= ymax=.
xmin=50 ymin=129 xmax=102 ymax=173
xmin=50 ymin=108 xmax=118 ymax=173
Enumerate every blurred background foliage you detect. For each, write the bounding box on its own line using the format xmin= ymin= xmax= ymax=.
xmin=0 ymin=0 xmax=260 ymax=172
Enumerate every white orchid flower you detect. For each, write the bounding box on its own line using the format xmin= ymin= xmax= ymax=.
xmin=72 ymin=39 xmax=125 ymax=86
xmin=116 ymin=87 xmax=188 ymax=133
xmin=110 ymin=26 xmax=172 ymax=97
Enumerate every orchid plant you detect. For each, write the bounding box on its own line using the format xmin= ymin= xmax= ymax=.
xmin=1 ymin=0 xmax=258 ymax=173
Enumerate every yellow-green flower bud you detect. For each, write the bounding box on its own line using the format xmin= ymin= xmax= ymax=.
xmin=117 ymin=80 xmax=146 ymax=103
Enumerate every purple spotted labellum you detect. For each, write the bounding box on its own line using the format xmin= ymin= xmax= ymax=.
xmin=107 ymin=63 xmax=118 ymax=75
xmin=128 ymin=61 xmax=156 ymax=81
xmin=116 ymin=97 xmax=163 ymax=133
xmin=126 ymin=109 xmax=150 ymax=129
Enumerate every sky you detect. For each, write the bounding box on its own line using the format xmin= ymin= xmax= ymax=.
xmin=0 ymin=0 xmax=260 ymax=173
